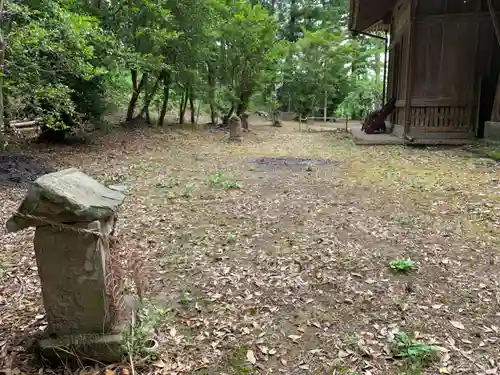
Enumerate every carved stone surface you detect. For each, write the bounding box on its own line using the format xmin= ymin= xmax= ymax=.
xmin=229 ymin=114 xmax=242 ymax=142
xmin=34 ymin=219 xmax=114 ymax=336
xmin=6 ymin=168 xmax=125 ymax=232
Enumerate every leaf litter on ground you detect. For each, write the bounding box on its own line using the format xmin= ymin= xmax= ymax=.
xmin=0 ymin=122 xmax=499 ymax=374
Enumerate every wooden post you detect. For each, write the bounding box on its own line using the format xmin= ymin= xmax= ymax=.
xmin=487 ymin=0 xmax=500 ymax=122
xmin=323 ymin=89 xmax=327 ymax=123
xmin=382 ymin=31 xmax=389 ymax=106
xmin=403 ymin=0 xmax=417 ymax=138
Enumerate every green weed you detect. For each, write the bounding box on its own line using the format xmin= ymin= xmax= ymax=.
xmin=391 ymin=331 xmax=438 ymax=367
xmin=182 ymin=182 xmax=196 ymax=198
xmin=487 ymin=151 xmax=500 ymax=161
xmin=208 ymin=172 xmax=241 ymax=189
xmin=122 ymin=301 xmax=169 ymax=358
xmin=227 ymin=232 xmax=236 ymax=243
xmin=390 ymin=259 xmax=416 ymax=273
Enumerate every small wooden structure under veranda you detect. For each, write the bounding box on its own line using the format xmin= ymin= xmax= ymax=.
xmin=349 ymin=0 xmax=500 ymax=144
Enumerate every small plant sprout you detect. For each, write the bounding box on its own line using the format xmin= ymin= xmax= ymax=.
xmin=208 ymin=172 xmax=241 ymax=189
xmin=180 ymin=291 xmax=193 ymax=305
xmin=248 ymin=164 xmax=256 ymax=171
xmin=305 ymin=162 xmax=313 ymax=171
xmin=390 ymin=258 xmax=416 ymax=273
xmin=122 ymin=301 xmax=169 ymax=360
xmin=182 ymin=182 xmax=196 ymax=198
xmin=391 ymin=331 xmax=439 ymax=367
xmin=227 ymin=232 xmax=236 ymax=243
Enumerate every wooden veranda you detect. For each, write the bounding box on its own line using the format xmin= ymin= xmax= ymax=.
xmin=349 ymin=0 xmax=500 ymax=142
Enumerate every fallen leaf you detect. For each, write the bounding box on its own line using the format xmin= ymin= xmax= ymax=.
xmin=450 ymin=321 xmax=465 ymax=330
xmin=259 ymin=345 xmax=269 ymax=354
xmin=439 ymin=367 xmax=450 ymax=374
xmin=338 ymin=350 xmax=349 ymax=358
xmin=152 ymin=359 xmax=165 ymax=368
xmin=288 ymin=334 xmax=302 ymax=342
xmin=246 ymin=349 xmax=256 ymax=365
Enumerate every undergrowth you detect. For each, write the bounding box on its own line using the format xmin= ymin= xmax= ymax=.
xmin=208 ymin=172 xmax=241 ymax=189
xmin=391 ymin=332 xmax=438 ymax=374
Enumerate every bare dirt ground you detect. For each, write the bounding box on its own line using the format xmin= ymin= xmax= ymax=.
xmin=1 ymin=120 xmax=500 ymax=375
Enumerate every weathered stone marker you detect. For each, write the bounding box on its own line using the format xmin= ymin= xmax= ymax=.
xmin=228 ymin=114 xmax=242 ymax=142
xmin=6 ymin=168 xmax=131 ymax=362
xmin=241 ymin=112 xmax=249 ymax=132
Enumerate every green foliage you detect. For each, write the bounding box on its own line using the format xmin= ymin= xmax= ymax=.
xmin=336 ymin=79 xmax=383 ymax=120
xmin=122 ymin=302 xmax=169 ymax=357
xmin=390 ymin=259 xmax=416 ymax=273
xmin=6 ymin=0 xmax=114 ymax=127
xmin=0 ymin=0 xmax=384 ymax=133
xmin=391 ymin=332 xmax=439 ymax=367
xmin=208 ymin=172 xmax=242 ymax=189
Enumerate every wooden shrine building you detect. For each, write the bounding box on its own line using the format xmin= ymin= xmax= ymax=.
xmin=349 ymin=0 xmax=500 ymax=142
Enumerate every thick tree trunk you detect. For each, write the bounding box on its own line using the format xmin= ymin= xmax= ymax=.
xmin=179 ymin=86 xmax=189 ymax=125
xmin=236 ymin=91 xmax=251 ymax=117
xmin=0 ymin=0 xmax=5 ymax=134
xmin=158 ymin=71 xmax=171 ymax=126
xmin=137 ymin=71 xmax=165 ymax=122
xmin=126 ymin=71 xmax=147 ymax=121
xmin=223 ymin=105 xmax=235 ymax=125
xmin=207 ymin=62 xmax=217 ymax=125
xmin=189 ymin=91 xmax=195 ymax=124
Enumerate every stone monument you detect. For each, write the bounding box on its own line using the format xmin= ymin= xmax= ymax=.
xmin=241 ymin=112 xmax=249 ymax=132
xmin=228 ymin=114 xmax=242 ymax=142
xmin=6 ymin=168 xmax=134 ymax=363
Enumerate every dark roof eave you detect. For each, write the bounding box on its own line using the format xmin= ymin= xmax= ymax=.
xmin=349 ymin=0 xmax=397 ymax=32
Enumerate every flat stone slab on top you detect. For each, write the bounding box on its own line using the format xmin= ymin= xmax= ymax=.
xmin=6 ymin=168 xmax=126 ymax=232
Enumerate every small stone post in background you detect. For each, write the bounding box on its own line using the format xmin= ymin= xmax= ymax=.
xmin=6 ymin=168 xmax=134 ymax=362
xmin=228 ymin=114 xmax=242 ymax=142
xmin=241 ymin=112 xmax=250 ymax=132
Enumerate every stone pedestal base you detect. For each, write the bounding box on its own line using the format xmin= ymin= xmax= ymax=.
xmin=38 ymin=332 xmax=124 ymax=363
xmin=485 ymin=121 xmax=500 ymax=141
xmin=37 ymin=296 xmax=144 ymax=364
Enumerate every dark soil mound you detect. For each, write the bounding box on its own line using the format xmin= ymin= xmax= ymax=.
xmin=250 ymin=156 xmax=332 ymax=170
xmin=0 ymin=153 xmax=55 ymax=186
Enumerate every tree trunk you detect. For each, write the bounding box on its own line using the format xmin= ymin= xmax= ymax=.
xmin=223 ymin=105 xmax=235 ymax=125
xmin=126 ymin=71 xmax=147 ymax=121
xmin=137 ymin=71 xmax=165 ymax=121
xmin=158 ymin=71 xmax=171 ymax=126
xmin=189 ymin=91 xmax=195 ymax=124
xmin=196 ymin=99 xmax=202 ymax=125
xmin=236 ymin=91 xmax=251 ymax=117
xmin=0 ymin=0 xmax=5 ymax=134
xmin=207 ymin=62 xmax=217 ymax=125
xmin=179 ymin=86 xmax=189 ymax=125
xmin=323 ymin=89 xmax=327 ymax=122
xmin=375 ymin=51 xmax=381 ymax=85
